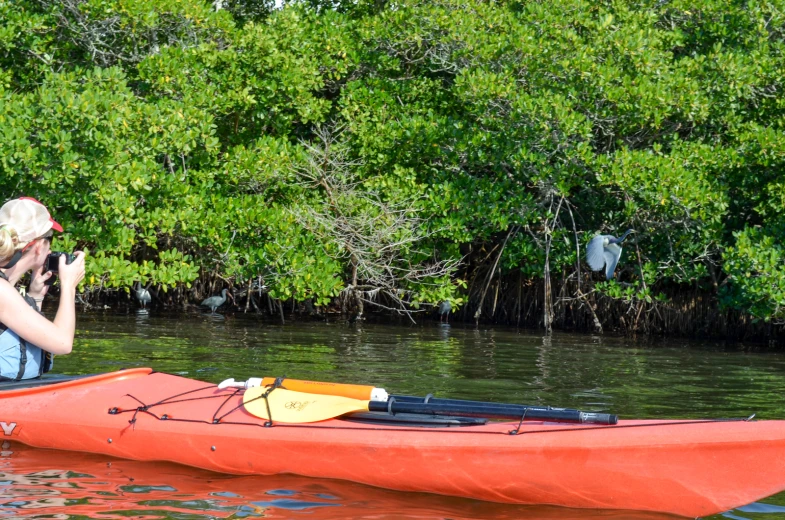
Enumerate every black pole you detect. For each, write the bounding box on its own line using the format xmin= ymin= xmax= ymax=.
xmin=368 ymin=397 xmax=617 ymax=425
xmin=392 ymin=394 xmax=582 ymax=411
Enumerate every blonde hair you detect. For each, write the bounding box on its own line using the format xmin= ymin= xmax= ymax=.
xmin=0 ymin=225 xmax=20 ymax=263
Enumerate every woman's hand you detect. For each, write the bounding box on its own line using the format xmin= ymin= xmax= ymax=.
xmin=28 ymin=263 xmax=53 ymax=300
xmin=58 ymin=251 xmax=86 ymax=292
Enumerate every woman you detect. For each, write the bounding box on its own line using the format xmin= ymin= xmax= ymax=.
xmin=0 ymin=197 xmax=85 ymax=380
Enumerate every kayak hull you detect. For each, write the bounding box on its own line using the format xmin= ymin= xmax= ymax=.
xmin=0 ymin=445 xmax=683 ymax=520
xmin=2 ymin=368 xmax=785 ymax=518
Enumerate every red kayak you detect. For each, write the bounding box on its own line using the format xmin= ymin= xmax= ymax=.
xmin=2 ymin=368 xmax=785 ymax=518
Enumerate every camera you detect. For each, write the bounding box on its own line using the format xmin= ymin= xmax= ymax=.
xmin=46 ymin=252 xmax=76 ymax=273
xmin=44 ymin=252 xmax=76 ymax=285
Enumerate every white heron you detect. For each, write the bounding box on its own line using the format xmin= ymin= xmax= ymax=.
xmin=134 ymin=282 xmax=152 ymax=309
xmin=438 ymin=301 xmax=451 ymax=323
xmin=586 ymin=229 xmax=635 ymax=280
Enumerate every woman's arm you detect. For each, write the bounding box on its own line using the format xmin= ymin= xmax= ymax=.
xmin=0 ymin=280 xmax=75 ymax=355
xmin=0 ymin=251 xmax=85 ymax=356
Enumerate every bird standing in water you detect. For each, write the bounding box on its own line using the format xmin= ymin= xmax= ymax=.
xmin=438 ymin=300 xmax=451 ymax=323
xmin=586 ymin=229 xmax=635 ymax=280
xmin=201 ymin=288 xmax=229 ymax=314
xmin=134 ymin=282 xmax=151 ymax=309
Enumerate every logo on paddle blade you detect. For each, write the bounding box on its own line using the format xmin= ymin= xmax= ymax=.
xmin=1 ymin=422 xmax=17 ymax=436
xmin=284 ymin=400 xmax=314 ymax=412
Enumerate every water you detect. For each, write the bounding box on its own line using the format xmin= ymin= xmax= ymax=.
xmin=3 ymin=310 xmax=785 ymax=519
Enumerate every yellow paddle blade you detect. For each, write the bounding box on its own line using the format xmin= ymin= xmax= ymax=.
xmin=243 ymin=386 xmax=370 ymax=423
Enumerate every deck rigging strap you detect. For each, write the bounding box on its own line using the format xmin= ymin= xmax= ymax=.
xmin=108 ymin=384 xmax=221 ymax=429
xmin=104 ymin=383 xmax=756 ymax=437
xmin=509 ymin=408 xmax=528 ymax=435
xmin=246 ymin=383 xmax=280 ymax=427
xmin=109 ymin=379 xmax=291 ymax=429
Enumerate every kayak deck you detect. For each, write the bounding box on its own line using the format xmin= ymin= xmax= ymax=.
xmin=2 ymin=369 xmax=785 ymax=518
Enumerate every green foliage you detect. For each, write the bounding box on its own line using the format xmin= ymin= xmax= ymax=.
xmin=722 ymin=225 xmax=785 ymax=322
xmin=1 ymin=0 xmax=785 ymax=323
xmin=220 ymin=0 xmax=276 ymax=26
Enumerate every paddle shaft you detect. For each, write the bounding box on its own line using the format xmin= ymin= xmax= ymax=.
xmin=393 ymin=394 xmax=577 ymax=409
xmin=371 ymin=399 xmax=617 ymax=425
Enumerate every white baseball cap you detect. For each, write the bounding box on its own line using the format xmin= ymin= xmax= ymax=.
xmin=0 ymin=197 xmax=63 ymax=243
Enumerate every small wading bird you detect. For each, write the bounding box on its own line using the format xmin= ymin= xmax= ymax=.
xmin=201 ymin=288 xmax=230 ymax=314
xmin=586 ymin=229 xmax=635 ymax=280
xmin=134 ymin=282 xmax=151 ymax=309
xmin=438 ymin=300 xmax=451 ymax=323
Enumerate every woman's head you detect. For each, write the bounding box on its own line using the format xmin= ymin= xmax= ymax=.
xmin=0 ymin=197 xmax=62 ymax=268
